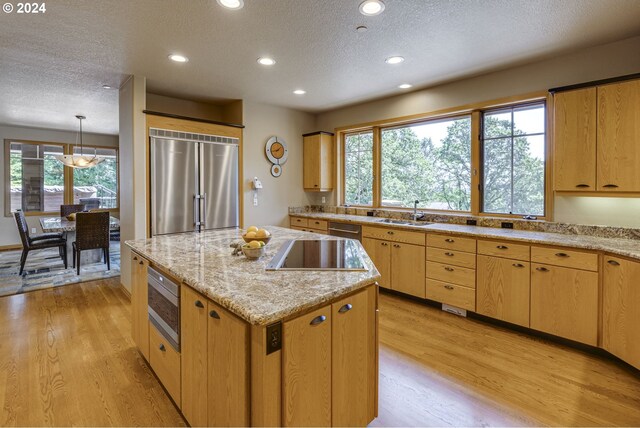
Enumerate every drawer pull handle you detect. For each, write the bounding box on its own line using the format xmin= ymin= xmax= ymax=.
xmin=496 ymin=245 xmax=508 ymax=250
xmin=607 ymin=260 xmax=620 ymax=266
xmin=444 ymin=285 xmax=454 ymax=290
xmin=444 ymin=267 xmax=454 ymax=272
xmin=133 ymin=256 xmax=138 ymax=261
xmin=512 ymin=263 xmax=525 ymax=268
xmin=536 ymin=267 xmax=549 ymax=272
xmin=315 ymin=221 xmax=320 ymax=225
xmin=555 ymin=253 xmax=569 ymax=257
xmin=387 ymin=231 xmax=394 ymax=235
xmin=209 ymin=310 xmax=220 ymax=319
xmin=310 ymin=315 xmax=326 ymax=326
xmin=393 ymin=244 xmax=400 ymax=248
xmin=444 ymin=252 xmax=454 ymax=257
xmin=195 ymin=300 xmax=204 ymax=308
xmin=159 ymin=344 xmax=166 ymax=352
xmin=381 ymin=242 xmax=388 ymax=246
xmin=575 ymin=184 xmax=590 ymax=188
xmin=445 ymin=238 xmax=455 ymax=243
xmin=139 ymin=261 xmax=144 ymax=265
xmin=603 ymin=184 xmax=619 ymax=188
xmin=338 ymin=303 xmax=353 ymax=313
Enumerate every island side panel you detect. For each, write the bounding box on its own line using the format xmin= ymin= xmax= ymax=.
xmin=250 ymin=323 xmax=282 ymax=427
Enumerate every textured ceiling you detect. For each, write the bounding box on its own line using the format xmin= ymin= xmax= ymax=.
xmin=1 ymin=0 xmax=640 ymax=134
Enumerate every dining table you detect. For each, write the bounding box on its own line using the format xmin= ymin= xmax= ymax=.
xmin=40 ymin=215 xmax=120 ymax=264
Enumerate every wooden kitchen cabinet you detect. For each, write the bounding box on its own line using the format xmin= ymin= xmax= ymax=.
xmin=391 ymin=242 xmax=426 ymax=298
xmin=597 ymin=80 xmax=640 ymax=192
xmin=303 ymin=131 xmax=334 ymax=191
xmin=362 ymin=238 xmax=391 ymax=290
xmin=149 ymin=322 xmax=182 ymax=407
xmin=553 ymin=87 xmax=597 ymax=191
xmin=180 ymin=286 xmax=250 ymax=427
xmin=477 ymin=255 xmax=530 ymax=327
xmin=283 ymin=306 xmax=333 ymax=426
xmin=130 ymin=251 xmax=149 ymax=360
xmin=603 ymin=256 xmax=640 ymax=370
xmin=530 ymin=263 xmax=598 ymax=345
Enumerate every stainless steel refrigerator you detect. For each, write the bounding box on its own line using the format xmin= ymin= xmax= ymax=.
xmin=150 ymin=131 xmax=239 ymax=236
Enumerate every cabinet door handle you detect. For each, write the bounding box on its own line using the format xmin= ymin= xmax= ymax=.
xmin=512 ymin=263 xmax=525 ymax=268
xmin=496 ymin=245 xmax=508 ymax=250
xmin=387 ymin=231 xmax=394 ymax=235
xmin=444 ymin=285 xmax=454 ymax=290
xmin=209 ymin=310 xmax=220 ymax=319
xmin=159 ymin=344 xmax=166 ymax=352
xmin=195 ymin=300 xmax=204 ymax=308
xmin=393 ymin=244 xmax=400 ymax=248
xmin=575 ymin=184 xmax=590 ymax=188
xmin=133 ymin=256 xmax=138 ymax=261
xmin=555 ymin=252 xmax=569 ymax=258
xmin=445 ymin=238 xmax=455 ymax=243
xmin=444 ymin=266 xmax=454 ymax=272
xmin=139 ymin=261 xmax=144 ymax=265
xmin=310 ymin=315 xmax=326 ymax=326
xmin=536 ymin=267 xmax=549 ymax=272
xmin=381 ymin=242 xmax=388 ymax=246
xmin=603 ymin=184 xmax=619 ymax=188
xmin=607 ymin=260 xmax=620 ymax=266
xmin=338 ymin=304 xmax=353 ymax=313
xmin=444 ymin=252 xmax=454 ymax=257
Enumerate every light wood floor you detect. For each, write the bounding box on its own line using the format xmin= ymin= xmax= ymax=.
xmin=1 ymin=280 xmax=639 ymax=426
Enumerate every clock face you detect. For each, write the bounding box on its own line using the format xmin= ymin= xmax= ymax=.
xmin=265 ymin=136 xmax=288 ymax=165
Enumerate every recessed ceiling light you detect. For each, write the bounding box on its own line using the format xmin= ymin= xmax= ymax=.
xmin=168 ymin=54 xmax=188 ymax=63
xmin=102 ymin=84 xmax=112 ymax=89
xmin=385 ymin=56 xmax=404 ymax=64
xmin=293 ymin=89 xmax=306 ymax=95
xmin=398 ymin=83 xmax=412 ymax=89
xmin=257 ymin=57 xmax=276 ymax=66
xmin=216 ymin=0 xmax=244 ymax=9
xmin=359 ymin=0 xmax=385 ymax=16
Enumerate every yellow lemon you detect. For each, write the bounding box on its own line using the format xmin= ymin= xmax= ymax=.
xmin=247 ymin=226 xmax=259 ymax=233
xmin=256 ymin=228 xmax=270 ymax=238
xmin=245 ymin=231 xmax=257 ymax=238
xmin=248 ymin=240 xmax=262 ymax=249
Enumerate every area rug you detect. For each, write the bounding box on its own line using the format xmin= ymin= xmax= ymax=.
xmin=0 ymin=241 xmax=120 ymax=297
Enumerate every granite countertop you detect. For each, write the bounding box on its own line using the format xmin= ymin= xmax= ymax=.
xmin=125 ymin=226 xmax=380 ymax=326
xmin=40 ymin=216 xmax=121 ymax=232
xmin=291 ymin=212 xmax=640 ymax=260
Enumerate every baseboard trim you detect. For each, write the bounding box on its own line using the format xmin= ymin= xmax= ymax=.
xmin=0 ymin=244 xmax=22 ymax=252
xmin=120 ymin=282 xmax=131 ymax=300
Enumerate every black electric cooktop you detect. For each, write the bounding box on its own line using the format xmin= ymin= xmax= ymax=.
xmin=265 ymin=239 xmax=367 ymax=271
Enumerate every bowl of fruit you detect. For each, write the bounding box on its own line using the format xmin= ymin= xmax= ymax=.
xmin=241 ymin=240 xmax=266 ymax=259
xmin=242 ymin=226 xmax=272 ymax=245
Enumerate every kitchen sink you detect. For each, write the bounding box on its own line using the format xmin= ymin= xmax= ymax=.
xmin=376 ymin=218 xmax=432 ymax=227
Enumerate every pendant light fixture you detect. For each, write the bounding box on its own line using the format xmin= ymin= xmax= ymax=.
xmin=55 ymin=115 xmax=104 ymax=169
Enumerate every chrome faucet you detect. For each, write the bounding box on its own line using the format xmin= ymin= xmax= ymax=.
xmin=413 ymin=200 xmax=425 ymax=221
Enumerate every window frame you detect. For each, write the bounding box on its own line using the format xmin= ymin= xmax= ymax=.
xmin=4 ymin=139 xmax=120 ymax=217
xmin=337 ymin=91 xmax=553 ymax=220
xmin=342 ymin=130 xmax=376 ymax=207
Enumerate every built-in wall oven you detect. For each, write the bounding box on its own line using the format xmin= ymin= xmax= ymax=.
xmin=148 ymin=266 xmax=180 ymax=351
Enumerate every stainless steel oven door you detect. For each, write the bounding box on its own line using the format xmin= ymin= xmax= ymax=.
xmin=147 ymin=267 xmax=180 ymax=351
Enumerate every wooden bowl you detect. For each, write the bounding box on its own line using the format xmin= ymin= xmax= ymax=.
xmin=241 ymin=245 xmax=265 ymax=260
xmin=242 ymin=235 xmax=271 ymax=245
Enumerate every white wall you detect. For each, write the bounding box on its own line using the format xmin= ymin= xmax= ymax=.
xmin=242 ymin=101 xmax=316 ymax=228
xmin=316 ymin=35 xmax=640 ymax=227
xmin=0 ymin=124 xmax=118 ymax=247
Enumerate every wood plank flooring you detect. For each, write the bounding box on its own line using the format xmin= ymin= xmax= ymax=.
xmin=1 ymin=279 xmax=639 ymax=426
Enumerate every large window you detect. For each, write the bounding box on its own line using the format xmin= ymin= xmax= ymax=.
xmin=381 ymin=116 xmax=471 ymax=210
xmin=482 ymin=103 xmax=546 ymax=216
xmin=5 ymin=140 xmax=119 ymax=215
xmin=344 ymin=132 xmax=373 ymax=206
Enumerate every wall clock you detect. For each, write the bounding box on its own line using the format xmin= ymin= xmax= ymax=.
xmin=265 ymin=136 xmax=288 ymax=177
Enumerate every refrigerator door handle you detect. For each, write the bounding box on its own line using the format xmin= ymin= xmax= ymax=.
xmin=201 ymin=193 xmax=207 ymax=227
xmin=193 ymin=194 xmax=200 ymax=228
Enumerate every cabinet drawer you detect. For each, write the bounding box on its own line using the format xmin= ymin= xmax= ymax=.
xmin=290 ymin=216 xmax=308 ymax=227
xmin=426 ymin=234 xmax=476 ymax=253
xmin=478 ymin=240 xmax=530 ymax=261
xmin=363 ymin=226 xmax=425 ymax=246
xmin=149 ymin=323 xmax=181 ymax=407
xmin=426 ymin=247 xmax=476 ymax=269
xmin=307 ymin=219 xmax=328 ymax=231
xmin=426 ymin=261 xmax=476 ymax=288
xmin=426 ymin=279 xmax=475 ymax=312
xmin=531 ymin=246 xmax=598 ymax=271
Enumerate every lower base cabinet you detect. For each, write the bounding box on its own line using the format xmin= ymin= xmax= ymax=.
xmin=531 ymin=263 xmax=598 ymax=345
xmin=362 ymin=238 xmax=391 ymax=289
xmin=425 ymin=278 xmax=475 ymax=311
xmin=149 ymin=322 xmax=182 ymax=407
xmin=603 ymin=256 xmax=640 ymax=370
xmin=476 ymin=255 xmax=530 ymax=327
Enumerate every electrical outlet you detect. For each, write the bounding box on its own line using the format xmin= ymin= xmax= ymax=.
xmin=253 ymin=193 xmax=258 ymax=206
xmin=321 ymin=196 xmax=326 ymax=204
xmin=501 ymin=222 xmax=514 ymax=229
xmin=466 ymin=219 xmax=477 ymax=226
xmin=31 ymin=227 xmax=36 ymax=234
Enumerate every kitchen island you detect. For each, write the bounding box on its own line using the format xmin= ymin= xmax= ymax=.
xmin=125 ymin=226 xmax=380 ymax=427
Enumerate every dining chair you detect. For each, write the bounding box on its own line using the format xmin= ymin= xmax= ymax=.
xmin=60 ymin=204 xmax=85 ymax=217
xmin=14 ymin=211 xmax=67 ymax=275
xmin=73 ymin=211 xmax=110 ymax=275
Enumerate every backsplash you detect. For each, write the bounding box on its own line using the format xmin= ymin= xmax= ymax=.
xmin=289 ymin=205 xmax=640 ymax=241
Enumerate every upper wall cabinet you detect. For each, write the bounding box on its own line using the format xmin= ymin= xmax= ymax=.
xmin=597 ymin=80 xmax=640 ymax=192
xmin=553 ymin=87 xmax=597 ymax=191
xmin=553 ymin=78 xmax=640 ymax=193
xmin=303 ymin=131 xmax=334 ymax=191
